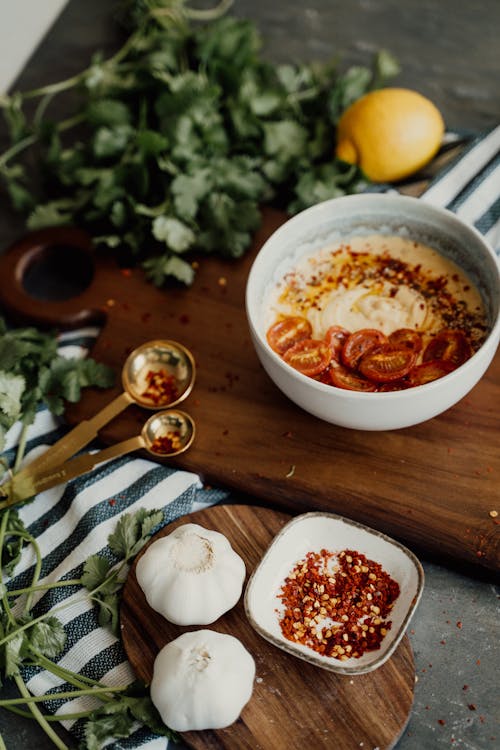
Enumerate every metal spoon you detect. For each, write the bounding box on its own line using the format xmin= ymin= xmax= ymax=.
xmin=1 ymin=410 xmax=196 ymax=508
xmin=0 ymin=339 xmax=196 ymax=498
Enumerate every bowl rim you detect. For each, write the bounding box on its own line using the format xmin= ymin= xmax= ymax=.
xmin=244 ymin=510 xmax=425 ymax=675
xmin=245 ymin=193 xmax=500 ymax=400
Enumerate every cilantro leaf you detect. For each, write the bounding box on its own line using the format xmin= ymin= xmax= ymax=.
xmin=0 ymin=510 xmax=27 ymax=575
xmin=83 ymin=701 xmax=135 ymax=750
xmin=108 ymin=508 xmax=164 ymax=562
xmin=0 ymin=316 xmax=115 ymax=473
xmin=152 ymin=215 xmax=196 ymax=252
xmin=0 ymin=4 xmax=398 ymax=286
xmin=81 ymin=555 xmax=112 ymax=591
xmin=28 ymin=617 xmax=67 ymax=658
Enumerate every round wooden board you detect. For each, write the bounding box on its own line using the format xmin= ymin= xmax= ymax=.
xmin=121 ymin=504 xmax=415 ymax=750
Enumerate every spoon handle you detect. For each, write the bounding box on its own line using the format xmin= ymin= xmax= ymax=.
xmin=4 ymin=392 xmax=134 ymax=493
xmin=2 ymin=435 xmax=145 ymax=508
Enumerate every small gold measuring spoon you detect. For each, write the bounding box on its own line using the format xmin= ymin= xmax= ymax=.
xmin=0 ymin=339 xmax=195 ymax=498
xmin=1 ymin=410 xmax=196 ymax=508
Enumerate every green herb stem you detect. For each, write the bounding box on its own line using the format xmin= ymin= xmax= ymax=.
xmin=13 ymin=424 xmax=30 ymax=473
xmin=0 ymin=683 xmax=130 ymax=707
xmin=7 ymin=579 xmax=81 ymax=597
xmin=33 ymin=651 xmax=115 ymax=697
xmin=0 ymin=510 xmax=16 ymax=627
xmin=2 ymin=703 xmax=95 ymax=722
xmin=13 ymin=673 xmax=69 ymax=750
xmin=184 ymin=0 xmax=234 ymax=20
xmin=24 ymin=530 xmax=43 ymax=615
xmin=0 ymin=133 xmax=37 ymax=171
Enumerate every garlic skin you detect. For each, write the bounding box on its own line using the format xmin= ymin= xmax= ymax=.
xmin=136 ymin=523 xmax=246 ymax=625
xmin=151 ymin=629 xmax=255 ymax=731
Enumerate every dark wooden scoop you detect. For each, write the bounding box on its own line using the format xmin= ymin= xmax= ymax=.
xmin=0 ymin=227 xmax=106 ymax=329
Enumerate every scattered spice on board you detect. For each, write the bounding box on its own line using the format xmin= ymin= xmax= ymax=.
xmin=277 ymin=548 xmax=400 ymax=659
xmin=141 ymin=368 xmax=179 ymax=405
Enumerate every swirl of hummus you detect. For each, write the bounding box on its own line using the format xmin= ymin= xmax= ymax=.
xmin=308 ymin=284 xmax=429 ymax=338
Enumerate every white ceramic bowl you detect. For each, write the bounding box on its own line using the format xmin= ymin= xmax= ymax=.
xmin=244 ymin=512 xmax=424 ymax=675
xmin=245 ymin=194 xmax=500 ymax=430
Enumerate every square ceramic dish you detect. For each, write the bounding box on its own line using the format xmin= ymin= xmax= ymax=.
xmin=244 ymin=511 xmax=424 ymax=675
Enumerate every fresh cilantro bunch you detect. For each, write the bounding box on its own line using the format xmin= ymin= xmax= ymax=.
xmin=0 ymin=316 xmax=115 ymax=475
xmin=0 ymin=0 xmax=399 ymax=286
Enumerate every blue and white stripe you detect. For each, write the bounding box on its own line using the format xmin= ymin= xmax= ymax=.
xmin=421 ymin=125 xmax=500 ymax=255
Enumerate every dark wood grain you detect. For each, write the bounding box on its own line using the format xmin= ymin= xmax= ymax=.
xmin=121 ymin=504 xmax=415 ymax=750
xmin=0 ymin=205 xmax=498 ymax=576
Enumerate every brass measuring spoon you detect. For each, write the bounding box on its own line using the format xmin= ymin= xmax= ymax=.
xmin=0 ymin=339 xmax=195 ymax=496
xmin=1 ymin=410 xmax=196 ymax=508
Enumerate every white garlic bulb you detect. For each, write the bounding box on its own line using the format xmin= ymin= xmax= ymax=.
xmin=151 ymin=629 xmax=255 ymax=731
xmin=136 ymin=523 xmax=246 ymax=625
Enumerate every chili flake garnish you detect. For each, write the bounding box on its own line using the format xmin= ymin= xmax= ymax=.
xmin=151 ymin=432 xmax=182 ymax=455
xmin=141 ymin=368 xmax=179 ymax=405
xmin=277 ymin=548 xmax=400 ymax=660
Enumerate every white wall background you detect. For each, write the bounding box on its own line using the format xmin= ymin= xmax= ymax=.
xmin=0 ymin=0 xmax=69 ymax=92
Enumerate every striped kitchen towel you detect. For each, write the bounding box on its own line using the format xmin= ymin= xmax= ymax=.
xmin=1 ymin=124 xmax=499 ymax=750
xmin=420 ymin=124 xmax=500 ymax=253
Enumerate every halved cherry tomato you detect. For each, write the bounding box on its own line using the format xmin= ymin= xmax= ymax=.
xmin=329 ymin=363 xmax=377 ymax=392
xmin=378 ymin=379 xmax=411 ymax=392
xmin=324 ymin=325 xmax=351 ymax=361
xmin=359 ymin=345 xmax=417 ymax=383
xmin=388 ymin=328 xmax=423 ymax=354
xmin=283 ymin=338 xmax=332 ymax=376
xmin=422 ymin=329 xmax=472 ymax=367
xmin=407 ymin=359 xmax=456 ymax=386
xmin=341 ymin=329 xmax=388 ymax=370
xmin=267 ymin=316 xmax=312 ymax=354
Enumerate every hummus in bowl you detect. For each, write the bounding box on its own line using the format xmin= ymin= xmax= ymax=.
xmin=245 ymin=194 xmax=500 ymax=430
xmin=265 ymin=232 xmax=488 ymax=391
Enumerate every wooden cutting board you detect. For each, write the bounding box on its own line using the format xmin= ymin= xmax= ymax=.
xmin=121 ymin=504 xmax=416 ymax=750
xmin=0 ymin=208 xmax=498 ymax=577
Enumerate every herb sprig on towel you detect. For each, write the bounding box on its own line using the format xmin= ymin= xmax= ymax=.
xmin=0 ymin=507 xmax=175 ymax=750
xmin=0 ymin=317 xmax=115 ymax=479
xmin=0 ymin=0 xmax=399 ymax=286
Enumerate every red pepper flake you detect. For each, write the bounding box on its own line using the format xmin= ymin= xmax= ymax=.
xmin=151 ymin=432 xmax=182 ymax=455
xmin=463 ymin=684 xmax=469 ymax=691
xmin=456 ymin=621 xmax=463 ymax=629
xmin=109 ymin=499 xmax=116 ymax=506
xmin=468 ymin=704 xmax=477 ymax=711
xmin=276 ymin=548 xmax=400 ymax=661
xmin=141 ymin=369 xmax=179 ymax=405
xmin=121 ymin=268 xmax=132 ymax=277
xmin=438 ymin=719 xmax=446 ymax=726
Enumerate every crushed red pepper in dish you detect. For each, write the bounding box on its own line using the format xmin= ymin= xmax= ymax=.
xmin=277 ymin=548 xmax=400 ymax=660
xmin=141 ymin=368 xmax=179 ymax=405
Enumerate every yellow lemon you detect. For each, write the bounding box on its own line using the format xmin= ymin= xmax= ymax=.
xmin=336 ymin=88 xmax=445 ymax=182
